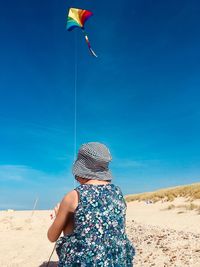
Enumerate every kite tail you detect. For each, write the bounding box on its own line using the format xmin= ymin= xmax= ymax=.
xmin=82 ymin=29 xmax=98 ymax=58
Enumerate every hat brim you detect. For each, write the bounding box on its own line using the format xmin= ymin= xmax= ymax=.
xmin=72 ymin=159 xmax=112 ymax=181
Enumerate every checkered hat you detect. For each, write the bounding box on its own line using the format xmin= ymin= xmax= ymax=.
xmin=72 ymin=142 xmax=112 ymax=181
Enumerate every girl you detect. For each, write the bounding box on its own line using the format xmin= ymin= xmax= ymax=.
xmin=48 ymin=142 xmax=135 ymax=266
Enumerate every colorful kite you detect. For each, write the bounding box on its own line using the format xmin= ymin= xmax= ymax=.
xmin=67 ymin=8 xmax=97 ymax=57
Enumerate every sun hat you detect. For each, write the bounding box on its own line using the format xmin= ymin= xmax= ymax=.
xmin=72 ymin=142 xmax=113 ymax=181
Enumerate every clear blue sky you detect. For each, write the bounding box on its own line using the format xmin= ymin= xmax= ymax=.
xmin=0 ymin=0 xmax=200 ymax=209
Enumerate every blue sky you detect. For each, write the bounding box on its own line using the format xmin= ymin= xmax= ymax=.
xmin=0 ymin=0 xmax=200 ymax=209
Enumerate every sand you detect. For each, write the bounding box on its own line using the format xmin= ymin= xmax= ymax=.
xmin=126 ymin=197 xmax=200 ymax=266
xmin=126 ymin=197 xmax=200 ymax=234
xmin=0 ymin=197 xmax=200 ymax=266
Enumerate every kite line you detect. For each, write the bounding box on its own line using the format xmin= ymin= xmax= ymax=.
xmin=73 ymin=30 xmax=78 ymax=189
xmin=46 ymin=7 xmax=97 ymax=265
xmin=68 ymin=7 xmax=97 ymax=188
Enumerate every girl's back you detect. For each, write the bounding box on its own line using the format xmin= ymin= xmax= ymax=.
xmin=56 ymin=183 xmax=135 ymax=266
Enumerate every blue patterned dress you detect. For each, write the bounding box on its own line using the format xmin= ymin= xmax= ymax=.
xmin=56 ymin=183 xmax=135 ymax=266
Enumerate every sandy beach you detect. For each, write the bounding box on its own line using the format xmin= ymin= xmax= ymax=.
xmin=127 ymin=197 xmax=200 ymax=267
xmin=0 ymin=197 xmax=200 ymax=267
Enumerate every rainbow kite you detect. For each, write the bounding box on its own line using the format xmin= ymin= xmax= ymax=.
xmin=67 ymin=8 xmax=97 ymax=57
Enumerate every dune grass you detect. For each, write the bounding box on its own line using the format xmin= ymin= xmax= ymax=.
xmin=160 ymin=202 xmax=200 ymax=215
xmin=125 ymin=182 xmax=200 ymax=203
xmin=162 ymin=203 xmax=200 ymax=211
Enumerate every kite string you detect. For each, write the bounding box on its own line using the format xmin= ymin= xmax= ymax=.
xmin=74 ymin=30 xmax=77 ymax=162
xmin=73 ymin=30 xmax=78 ymax=189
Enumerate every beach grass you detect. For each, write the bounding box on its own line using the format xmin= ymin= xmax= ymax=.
xmin=160 ymin=203 xmax=200 ymax=214
xmin=125 ymin=182 xmax=200 ymax=203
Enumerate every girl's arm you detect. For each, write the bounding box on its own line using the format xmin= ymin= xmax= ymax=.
xmin=47 ymin=190 xmax=77 ymax=242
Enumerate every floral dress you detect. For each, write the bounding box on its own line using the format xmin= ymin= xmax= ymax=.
xmin=56 ymin=183 xmax=135 ymax=266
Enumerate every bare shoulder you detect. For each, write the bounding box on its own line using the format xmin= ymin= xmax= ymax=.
xmin=61 ymin=189 xmax=79 ymax=211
